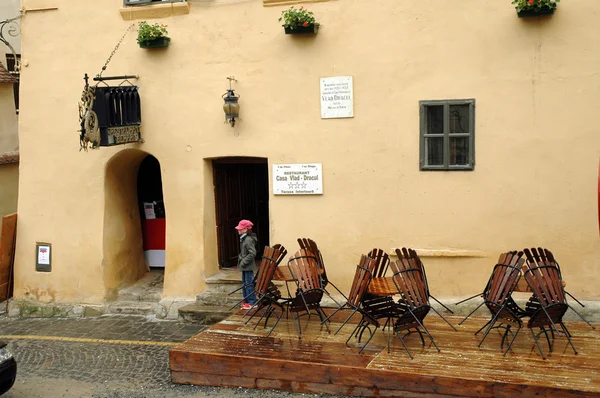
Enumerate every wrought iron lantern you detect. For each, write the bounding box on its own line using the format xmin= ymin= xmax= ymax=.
xmin=223 ymin=76 xmax=240 ymax=127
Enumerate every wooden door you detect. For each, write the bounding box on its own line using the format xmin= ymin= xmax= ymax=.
xmin=0 ymin=213 xmax=17 ymax=302
xmin=214 ymin=160 xmax=269 ymax=268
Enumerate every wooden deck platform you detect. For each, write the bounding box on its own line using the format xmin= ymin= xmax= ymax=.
xmin=170 ymin=309 xmax=600 ymax=397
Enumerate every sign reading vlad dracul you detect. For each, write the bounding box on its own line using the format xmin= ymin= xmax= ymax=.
xmin=320 ymin=76 xmax=354 ymax=119
xmin=273 ymin=164 xmax=323 ymax=195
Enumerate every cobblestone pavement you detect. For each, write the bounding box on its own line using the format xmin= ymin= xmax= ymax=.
xmin=0 ymin=315 xmax=347 ymax=398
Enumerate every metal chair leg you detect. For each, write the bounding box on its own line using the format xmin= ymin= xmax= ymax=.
xmin=334 ymin=308 xmax=359 ymax=335
xmin=560 ymin=323 xmax=578 ymax=355
xmin=561 ymin=322 xmax=572 ymax=338
xmin=322 ymin=304 xmax=347 ymax=325
xmin=503 ymin=325 xmax=521 ymax=356
xmin=475 ymin=318 xmax=493 ymax=336
xmin=500 ymin=325 xmax=511 ymax=348
xmin=346 ymin=320 xmax=365 ymax=348
xmin=326 ymin=280 xmax=349 ymax=302
xmin=567 ymin=305 xmax=595 ymax=329
xmin=358 ymin=325 xmax=376 ymax=354
xmin=430 ymin=295 xmax=454 ymax=314
xmin=530 ymin=328 xmax=547 ymax=360
xmin=455 ymin=293 xmax=483 ymax=305
xmin=565 ymin=291 xmax=585 ymax=307
xmin=266 ymin=308 xmax=284 ymax=338
xmin=542 ymin=327 xmax=553 ymax=352
xmin=316 ymin=307 xmax=331 ymax=333
xmin=459 ymin=301 xmax=486 ymax=325
xmin=478 ymin=312 xmax=502 ymax=347
xmin=430 ymin=307 xmax=457 ymax=331
xmin=253 ymin=305 xmax=271 ymax=329
xmin=414 ymin=319 xmax=441 ymax=353
xmin=244 ymin=300 xmax=265 ymax=324
xmin=395 ymin=331 xmax=414 ymax=360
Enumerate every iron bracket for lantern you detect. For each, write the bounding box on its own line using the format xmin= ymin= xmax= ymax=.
xmin=0 ymin=14 xmax=22 ymax=72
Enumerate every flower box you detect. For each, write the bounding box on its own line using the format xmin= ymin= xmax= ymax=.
xmin=284 ymin=24 xmax=319 ymax=35
xmin=517 ymin=6 xmax=555 ymax=17
xmin=139 ymin=36 xmax=171 ymax=49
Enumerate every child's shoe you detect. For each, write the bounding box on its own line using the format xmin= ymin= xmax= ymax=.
xmin=241 ymin=303 xmax=253 ymax=310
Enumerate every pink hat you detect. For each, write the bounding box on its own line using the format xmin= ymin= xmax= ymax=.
xmin=235 ymin=219 xmax=254 ymax=230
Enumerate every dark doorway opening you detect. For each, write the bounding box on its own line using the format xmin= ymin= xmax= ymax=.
xmin=137 ymin=155 xmax=166 ymax=269
xmin=213 ymin=158 xmax=269 ymax=268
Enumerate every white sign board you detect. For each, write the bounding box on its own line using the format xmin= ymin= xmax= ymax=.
xmin=143 ymin=202 xmax=156 ymax=220
xmin=320 ymin=76 xmax=354 ymax=119
xmin=273 ymin=164 xmax=323 ymax=195
xmin=37 ymin=245 xmax=51 ymax=265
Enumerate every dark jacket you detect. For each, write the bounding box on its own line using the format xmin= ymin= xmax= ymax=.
xmin=237 ymin=232 xmax=257 ymax=272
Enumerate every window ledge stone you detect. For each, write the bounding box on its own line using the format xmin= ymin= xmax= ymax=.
xmin=390 ymin=248 xmax=487 ymax=258
xmin=119 ymin=2 xmax=190 ymax=20
xmin=263 ymin=0 xmax=334 ymax=7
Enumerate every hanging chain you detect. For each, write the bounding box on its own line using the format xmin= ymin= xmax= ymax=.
xmin=96 ymin=23 xmax=135 ymax=79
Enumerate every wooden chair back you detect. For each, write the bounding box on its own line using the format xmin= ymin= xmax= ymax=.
xmin=395 ymin=248 xmax=427 ymax=293
xmin=288 ymin=249 xmax=321 ymax=292
xmin=254 ymin=246 xmax=282 ymax=296
xmin=272 ymin=243 xmax=288 ymax=266
xmin=523 ymin=248 xmax=566 ymax=307
xmin=348 ymin=255 xmax=376 ymax=308
xmin=367 ymin=248 xmax=390 ymax=278
xmin=485 ymin=251 xmax=524 ymax=305
xmin=298 ymin=238 xmax=327 ymax=276
xmin=391 ymin=256 xmax=428 ymax=309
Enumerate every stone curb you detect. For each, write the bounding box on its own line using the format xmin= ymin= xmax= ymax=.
xmin=4 ymin=298 xmax=196 ymax=320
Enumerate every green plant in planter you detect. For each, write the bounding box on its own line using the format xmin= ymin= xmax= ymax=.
xmin=512 ymin=0 xmax=560 ymax=16
xmin=278 ymin=6 xmax=319 ymax=34
xmin=137 ymin=21 xmax=170 ymax=48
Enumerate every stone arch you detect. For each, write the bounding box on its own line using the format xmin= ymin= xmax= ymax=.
xmin=103 ymin=148 xmax=155 ymax=300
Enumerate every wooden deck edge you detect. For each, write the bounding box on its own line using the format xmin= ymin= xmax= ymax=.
xmin=169 ymin=349 xmax=598 ymax=398
xmin=171 ymin=370 xmax=455 ymax=397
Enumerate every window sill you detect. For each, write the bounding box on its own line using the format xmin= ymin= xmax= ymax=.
xmin=391 ymin=248 xmax=486 ymax=258
xmin=119 ymin=2 xmax=190 ymax=20
xmin=263 ymin=0 xmax=333 ymax=7
xmin=420 ymin=167 xmax=474 ymax=171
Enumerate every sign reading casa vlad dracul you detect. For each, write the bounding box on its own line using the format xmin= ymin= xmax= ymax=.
xmin=273 ymin=164 xmax=323 ymax=195
xmin=320 ymin=76 xmax=354 ymax=119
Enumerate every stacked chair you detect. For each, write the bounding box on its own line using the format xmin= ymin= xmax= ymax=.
xmin=229 ymin=244 xmax=287 ymax=309
xmin=476 ymin=251 xmax=526 ymax=355
xmin=521 ymin=248 xmax=578 ymax=359
xmin=476 ymin=248 xmax=579 ymax=359
xmin=323 ymin=254 xmax=380 ymax=353
xmin=396 ymin=248 xmax=456 ymax=331
xmin=360 ymin=249 xmax=404 ymax=338
xmin=525 ymin=248 xmax=594 ymax=330
xmin=286 ymin=249 xmax=331 ymax=337
xmin=390 ymin=254 xmax=441 ymax=359
xmin=298 ymin=238 xmax=347 ymax=306
xmin=239 ymin=245 xmax=289 ymax=337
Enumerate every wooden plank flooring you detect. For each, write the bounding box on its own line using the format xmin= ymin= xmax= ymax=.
xmin=170 ymin=309 xmax=600 ymax=397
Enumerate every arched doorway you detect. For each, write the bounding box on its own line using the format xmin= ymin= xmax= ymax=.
xmin=103 ymin=149 xmax=166 ymax=300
